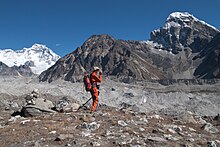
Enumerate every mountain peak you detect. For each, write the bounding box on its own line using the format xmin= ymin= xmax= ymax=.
xmin=151 ymin=12 xmax=220 ymax=54
xmin=80 ymin=34 xmax=115 ymax=53
xmin=85 ymin=34 xmax=115 ymax=44
xmin=167 ymin=12 xmax=195 ymax=21
xmin=166 ymin=12 xmax=219 ymax=32
xmin=31 ymin=43 xmax=47 ymax=49
xmin=23 ymin=43 xmax=51 ymax=52
xmin=0 ymin=44 xmax=60 ymax=74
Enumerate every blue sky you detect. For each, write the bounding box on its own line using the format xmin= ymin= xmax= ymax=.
xmin=0 ymin=0 xmax=219 ymax=57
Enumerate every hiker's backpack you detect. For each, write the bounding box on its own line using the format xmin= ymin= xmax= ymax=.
xmin=83 ymin=73 xmax=92 ymax=91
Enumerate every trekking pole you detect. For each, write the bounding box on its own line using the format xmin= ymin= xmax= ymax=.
xmin=78 ymin=97 xmax=92 ymax=110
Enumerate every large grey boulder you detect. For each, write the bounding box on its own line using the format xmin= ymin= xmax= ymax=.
xmin=21 ymin=98 xmax=56 ymax=117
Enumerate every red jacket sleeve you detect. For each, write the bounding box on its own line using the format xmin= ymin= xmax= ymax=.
xmin=91 ymin=72 xmax=102 ymax=83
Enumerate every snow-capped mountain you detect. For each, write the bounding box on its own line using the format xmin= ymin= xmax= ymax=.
xmin=166 ymin=12 xmax=219 ymax=31
xmin=150 ymin=12 xmax=220 ymax=54
xmin=0 ymin=44 xmax=60 ymax=74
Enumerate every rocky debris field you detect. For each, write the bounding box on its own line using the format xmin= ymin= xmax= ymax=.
xmin=0 ymin=76 xmax=220 ymax=146
xmin=1 ymin=76 xmax=220 ymax=116
xmin=0 ymin=104 xmax=220 ymax=147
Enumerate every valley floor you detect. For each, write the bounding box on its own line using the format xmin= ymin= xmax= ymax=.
xmin=0 ymin=76 xmax=220 ymax=146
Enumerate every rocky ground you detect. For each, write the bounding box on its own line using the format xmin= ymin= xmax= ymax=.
xmin=0 ymin=76 xmax=220 ymax=146
xmin=0 ymin=105 xmax=220 ymax=147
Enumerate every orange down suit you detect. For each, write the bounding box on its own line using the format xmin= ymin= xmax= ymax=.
xmin=90 ymin=71 xmax=102 ymax=112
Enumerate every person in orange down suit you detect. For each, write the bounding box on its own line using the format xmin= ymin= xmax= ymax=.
xmin=90 ymin=66 xmax=102 ymax=112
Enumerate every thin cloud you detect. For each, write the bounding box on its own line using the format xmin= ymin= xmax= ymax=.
xmin=55 ymin=44 xmax=62 ymax=47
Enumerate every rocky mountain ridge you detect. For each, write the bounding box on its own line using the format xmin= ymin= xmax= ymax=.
xmin=0 ymin=61 xmax=34 ymax=76
xmin=0 ymin=44 xmax=60 ymax=74
xmin=39 ymin=34 xmax=172 ymax=82
xmin=38 ymin=12 xmax=220 ymax=83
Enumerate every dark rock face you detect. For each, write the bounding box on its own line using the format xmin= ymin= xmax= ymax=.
xmin=24 ymin=61 xmax=35 ymax=67
xmin=101 ymin=40 xmax=168 ymax=80
xmin=193 ymin=33 xmax=220 ymax=78
xmin=0 ymin=61 xmax=34 ymax=76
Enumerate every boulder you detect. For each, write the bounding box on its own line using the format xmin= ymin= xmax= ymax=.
xmin=55 ymin=134 xmax=74 ymax=141
xmin=80 ymin=121 xmax=100 ymax=137
xmin=118 ymin=120 xmax=128 ymax=127
xmin=202 ymin=123 xmax=219 ymax=134
xmin=207 ymin=141 xmax=217 ymax=147
xmin=62 ymin=103 xmax=80 ymax=112
xmin=147 ymin=136 xmax=167 ymax=142
xmin=21 ymin=98 xmax=56 ymax=117
xmin=91 ymin=142 xmax=101 ymax=147
xmin=54 ymin=97 xmax=70 ymax=112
